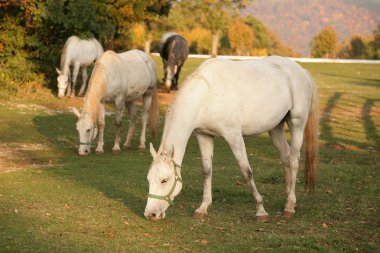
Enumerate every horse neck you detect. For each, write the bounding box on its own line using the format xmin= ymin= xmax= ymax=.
xmin=82 ymin=69 xmax=106 ymax=123
xmin=159 ymin=81 xmax=208 ymax=165
xmin=60 ymin=43 xmax=71 ymax=76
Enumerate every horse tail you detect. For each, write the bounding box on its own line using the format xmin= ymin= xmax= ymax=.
xmin=303 ymin=80 xmax=319 ymax=193
xmin=149 ymin=88 xmax=160 ymax=138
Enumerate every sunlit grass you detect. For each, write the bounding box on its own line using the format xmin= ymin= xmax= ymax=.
xmin=0 ymin=58 xmax=379 ymax=252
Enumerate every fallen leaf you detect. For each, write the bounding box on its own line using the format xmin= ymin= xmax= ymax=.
xmin=322 ymin=223 xmax=328 ymax=229
xmin=195 ymin=239 xmax=208 ymax=245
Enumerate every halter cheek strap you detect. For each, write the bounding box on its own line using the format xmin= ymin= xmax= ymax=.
xmin=79 ymin=124 xmax=98 ymax=146
xmin=148 ymin=161 xmax=183 ymax=205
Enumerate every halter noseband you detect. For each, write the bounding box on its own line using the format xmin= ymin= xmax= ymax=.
xmin=148 ymin=161 xmax=183 ymax=205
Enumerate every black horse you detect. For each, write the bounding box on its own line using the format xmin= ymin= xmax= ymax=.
xmin=159 ymin=33 xmax=189 ymax=91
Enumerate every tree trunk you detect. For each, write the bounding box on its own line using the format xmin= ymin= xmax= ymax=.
xmin=211 ymin=31 xmax=220 ymax=58
xmin=144 ymin=32 xmax=152 ymax=54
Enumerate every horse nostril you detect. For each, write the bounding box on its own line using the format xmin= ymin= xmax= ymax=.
xmin=151 ymin=213 xmax=156 ymax=219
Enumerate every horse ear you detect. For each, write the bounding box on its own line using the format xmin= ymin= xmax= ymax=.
xmin=56 ymin=68 xmax=62 ymax=75
xmin=72 ymin=107 xmax=81 ymax=118
xmin=150 ymin=143 xmax=157 ymax=158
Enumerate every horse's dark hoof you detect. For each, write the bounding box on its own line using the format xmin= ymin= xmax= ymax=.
xmin=256 ymin=215 xmax=270 ymax=223
xmin=138 ymin=146 xmax=146 ymax=151
xmin=124 ymin=145 xmax=132 ymax=150
xmin=112 ymin=149 xmax=121 ymax=155
xmin=282 ymin=211 xmax=295 ymax=219
xmin=95 ymin=151 xmax=104 ymax=155
xmin=193 ymin=211 xmax=208 ymax=220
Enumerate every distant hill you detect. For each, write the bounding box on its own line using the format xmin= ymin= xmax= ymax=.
xmin=245 ymin=0 xmax=380 ymax=56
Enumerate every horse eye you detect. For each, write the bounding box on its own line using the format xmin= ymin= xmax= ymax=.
xmin=161 ymin=179 xmax=168 ymax=184
xmin=86 ymin=129 xmax=91 ymax=133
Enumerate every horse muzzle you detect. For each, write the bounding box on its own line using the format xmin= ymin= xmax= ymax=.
xmin=144 ymin=210 xmax=166 ymax=221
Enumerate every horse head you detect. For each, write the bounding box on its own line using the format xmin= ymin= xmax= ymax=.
xmin=144 ymin=143 xmax=183 ymax=220
xmin=72 ymin=108 xmax=98 ymax=156
xmin=56 ymin=68 xmax=68 ymax=98
xmin=163 ymin=64 xmax=178 ymax=90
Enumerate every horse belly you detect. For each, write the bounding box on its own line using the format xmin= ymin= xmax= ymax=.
xmin=241 ymin=93 xmax=291 ymax=135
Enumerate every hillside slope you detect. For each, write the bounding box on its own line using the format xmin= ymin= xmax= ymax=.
xmin=246 ymin=0 xmax=379 ymax=56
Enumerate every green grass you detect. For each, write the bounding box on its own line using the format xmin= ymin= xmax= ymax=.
xmin=0 ymin=57 xmax=379 ymax=252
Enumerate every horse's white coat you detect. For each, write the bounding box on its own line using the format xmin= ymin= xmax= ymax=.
xmin=74 ymin=50 xmax=158 ymax=155
xmin=145 ymin=56 xmax=318 ymax=220
xmin=57 ymin=36 xmax=103 ymax=97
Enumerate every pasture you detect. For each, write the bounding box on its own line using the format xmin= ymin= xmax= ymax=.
xmin=0 ymin=56 xmax=379 ymax=252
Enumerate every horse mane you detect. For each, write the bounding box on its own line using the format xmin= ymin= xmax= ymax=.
xmin=60 ymin=39 xmax=70 ymax=71
xmin=82 ymin=64 xmax=107 ymax=123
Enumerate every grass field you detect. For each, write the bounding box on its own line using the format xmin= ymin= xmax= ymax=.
xmin=0 ymin=56 xmax=379 ymax=252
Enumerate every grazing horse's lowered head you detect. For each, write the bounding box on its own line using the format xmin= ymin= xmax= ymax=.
xmin=56 ymin=68 xmax=69 ymax=98
xmin=145 ymin=143 xmax=183 ymax=220
xmin=159 ymin=34 xmax=189 ymax=91
xmin=72 ymin=108 xmax=98 ymax=156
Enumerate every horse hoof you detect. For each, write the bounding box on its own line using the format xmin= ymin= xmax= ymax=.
xmin=193 ymin=211 xmax=208 ymax=220
xmin=256 ymin=215 xmax=270 ymax=223
xmin=138 ymin=146 xmax=146 ymax=151
xmin=124 ymin=145 xmax=132 ymax=150
xmin=282 ymin=211 xmax=295 ymax=219
xmin=95 ymin=151 xmax=104 ymax=155
xmin=112 ymin=150 xmax=121 ymax=154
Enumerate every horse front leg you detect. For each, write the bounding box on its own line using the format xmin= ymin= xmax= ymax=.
xmin=194 ymin=133 xmax=214 ymax=219
xmin=95 ymin=103 xmax=105 ymax=154
xmin=137 ymin=93 xmax=153 ymax=150
xmin=78 ymin=67 xmax=88 ymax=97
xmin=112 ymin=100 xmax=125 ymax=154
xmin=224 ymin=132 xmax=269 ymax=222
xmin=70 ymin=63 xmax=80 ymax=97
xmin=123 ymin=102 xmax=136 ymax=150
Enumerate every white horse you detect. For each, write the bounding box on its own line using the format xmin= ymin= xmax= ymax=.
xmin=56 ymin=36 xmax=104 ymax=98
xmin=72 ymin=50 xmax=159 ymax=156
xmin=145 ymin=56 xmax=318 ymax=221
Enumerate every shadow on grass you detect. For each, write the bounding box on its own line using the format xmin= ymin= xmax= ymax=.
xmin=320 ymin=92 xmax=379 ymax=150
xmin=362 ymin=98 xmax=380 ymax=150
xmin=319 ymin=72 xmax=380 ymax=88
xmin=32 ymin=113 xmax=151 ymax=217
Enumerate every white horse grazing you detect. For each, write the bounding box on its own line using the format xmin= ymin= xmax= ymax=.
xmin=56 ymin=36 xmax=103 ymax=98
xmin=145 ymin=56 xmax=318 ymax=221
xmin=72 ymin=50 xmax=159 ymax=156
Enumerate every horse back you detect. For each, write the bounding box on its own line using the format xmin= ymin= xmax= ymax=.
xmin=94 ymin=50 xmax=156 ymax=100
xmin=191 ymin=57 xmax=314 ymax=135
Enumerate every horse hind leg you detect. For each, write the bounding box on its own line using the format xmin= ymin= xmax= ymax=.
xmin=78 ymin=67 xmax=88 ymax=97
xmin=269 ymin=121 xmax=291 ymax=195
xmin=137 ymin=93 xmax=153 ymax=150
xmin=123 ymin=101 xmax=136 ymax=150
xmin=283 ymin=117 xmax=306 ymax=218
xmin=224 ymin=132 xmax=269 ymax=221
xmin=194 ymin=133 xmax=214 ymax=219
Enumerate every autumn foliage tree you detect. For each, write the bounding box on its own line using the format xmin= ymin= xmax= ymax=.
xmin=227 ymin=18 xmax=254 ymax=55
xmin=310 ymin=26 xmax=338 ymax=58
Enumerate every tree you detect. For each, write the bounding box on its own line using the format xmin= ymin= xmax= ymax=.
xmin=349 ymin=36 xmax=368 ymax=59
xmin=227 ymin=18 xmax=254 ymax=55
xmin=0 ymin=0 xmax=173 ymax=96
xmin=369 ymin=24 xmax=380 ymax=59
xmin=310 ymin=26 xmax=338 ymax=58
